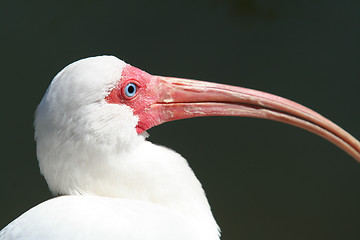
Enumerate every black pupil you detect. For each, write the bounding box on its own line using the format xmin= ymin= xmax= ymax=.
xmin=128 ymin=85 xmax=135 ymax=94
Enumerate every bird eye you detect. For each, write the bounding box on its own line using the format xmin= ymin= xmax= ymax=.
xmin=124 ymin=83 xmax=137 ymax=98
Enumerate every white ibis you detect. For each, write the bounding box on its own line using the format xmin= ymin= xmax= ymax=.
xmin=1 ymin=56 xmax=359 ymax=240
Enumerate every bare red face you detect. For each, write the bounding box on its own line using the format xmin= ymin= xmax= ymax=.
xmin=105 ymin=65 xmax=160 ymax=133
xmin=106 ymin=65 xmax=360 ymax=163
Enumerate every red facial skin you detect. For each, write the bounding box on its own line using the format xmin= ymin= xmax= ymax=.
xmin=105 ymin=65 xmax=160 ymax=133
xmin=105 ymin=65 xmax=360 ymax=162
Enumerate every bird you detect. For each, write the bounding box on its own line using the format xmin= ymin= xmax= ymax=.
xmin=1 ymin=55 xmax=359 ymax=240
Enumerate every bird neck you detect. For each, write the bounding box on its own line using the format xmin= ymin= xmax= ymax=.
xmin=37 ymin=135 xmax=220 ymax=239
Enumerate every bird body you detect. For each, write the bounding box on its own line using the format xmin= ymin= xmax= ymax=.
xmin=1 ymin=56 xmax=359 ymax=239
xmin=0 ymin=195 xmax=211 ymax=240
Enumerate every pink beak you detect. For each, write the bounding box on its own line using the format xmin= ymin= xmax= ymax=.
xmin=138 ymin=76 xmax=360 ymax=162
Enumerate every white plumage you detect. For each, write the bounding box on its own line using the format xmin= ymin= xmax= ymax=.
xmin=0 ymin=56 xmax=220 ymax=240
xmin=1 ymin=196 xmax=207 ymax=240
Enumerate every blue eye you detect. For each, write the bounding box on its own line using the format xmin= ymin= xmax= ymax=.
xmin=124 ymin=83 xmax=137 ymax=98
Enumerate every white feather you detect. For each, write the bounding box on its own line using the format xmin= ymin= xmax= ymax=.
xmin=0 ymin=196 xmax=202 ymax=240
xmin=0 ymin=56 xmax=220 ymax=240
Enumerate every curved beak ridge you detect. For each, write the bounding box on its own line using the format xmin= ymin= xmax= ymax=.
xmin=140 ymin=76 xmax=360 ymax=162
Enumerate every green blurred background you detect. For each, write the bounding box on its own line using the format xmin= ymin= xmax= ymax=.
xmin=1 ymin=0 xmax=360 ymax=239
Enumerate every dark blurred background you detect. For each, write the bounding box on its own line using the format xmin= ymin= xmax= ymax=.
xmin=1 ymin=0 xmax=360 ymax=239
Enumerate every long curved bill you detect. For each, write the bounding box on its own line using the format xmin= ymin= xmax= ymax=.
xmin=141 ymin=76 xmax=360 ymax=162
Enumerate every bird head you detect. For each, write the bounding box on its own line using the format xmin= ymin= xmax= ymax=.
xmin=34 ymin=55 xmax=360 ymax=199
